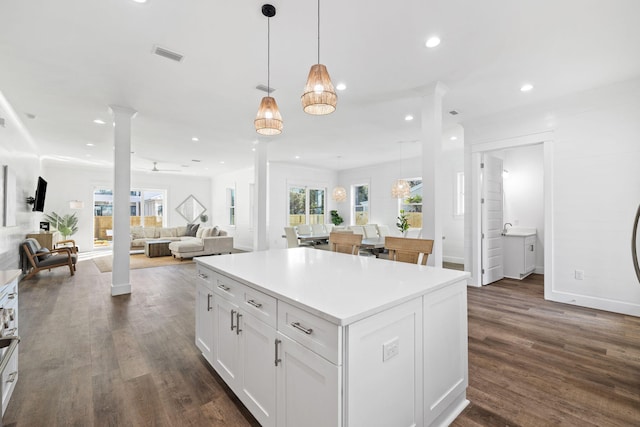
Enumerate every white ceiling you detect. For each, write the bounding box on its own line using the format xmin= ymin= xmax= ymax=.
xmin=1 ymin=0 xmax=639 ymax=176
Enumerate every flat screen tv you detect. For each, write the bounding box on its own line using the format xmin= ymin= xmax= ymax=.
xmin=33 ymin=176 xmax=47 ymax=212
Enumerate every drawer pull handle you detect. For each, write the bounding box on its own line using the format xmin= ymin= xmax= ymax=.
xmin=6 ymin=372 xmax=17 ymax=383
xmin=246 ymin=299 xmax=263 ymax=309
xmin=274 ymin=339 xmax=282 ymax=366
xmin=2 ymin=328 xmax=17 ymax=337
xmin=236 ymin=312 xmax=242 ymax=335
xmin=7 ymin=293 xmax=17 ymax=300
xmin=230 ymin=310 xmax=237 ymax=331
xmin=207 ymin=294 xmax=212 ymax=311
xmin=218 ymin=284 xmax=230 ymax=292
xmin=198 ymin=273 xmax=208 ymax=279
xmin=291 ymin=322 xmax=313 ymax=335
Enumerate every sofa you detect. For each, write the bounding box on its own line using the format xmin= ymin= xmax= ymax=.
xmin=130 ymin=225 xmax=233 ymax=258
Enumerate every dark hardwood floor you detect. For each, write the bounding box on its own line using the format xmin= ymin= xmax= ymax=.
xmin=6 ymin=261 xmax=640 ymax=426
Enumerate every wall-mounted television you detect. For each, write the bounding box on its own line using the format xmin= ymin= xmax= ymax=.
xmin=32 ymin=176 xmax=47 ymax=212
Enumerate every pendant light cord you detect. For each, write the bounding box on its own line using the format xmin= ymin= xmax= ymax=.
xmin=317 ymin=0 xmax=320 ymax=64
xmin=267 ymin=17 xmax=271 ymax=96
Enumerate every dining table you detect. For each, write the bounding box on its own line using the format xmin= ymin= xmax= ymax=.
xmin=360 ymin=237 xmax=386 ymax=257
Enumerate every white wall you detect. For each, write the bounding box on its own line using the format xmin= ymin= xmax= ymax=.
xmin=464 ymin=76 xmax=640 ymax=316
xmin=441 ymin=147 xmax=465 ymax=264
xmin=42 ymin=161 xmax=212 ymax=252
xmin=500 ymin=145 xmax=545 ymax=272
xmin=0 ymin=95 xmax=41 ymax=271
xmin=211 ymin=167 xmax=254 ymax=251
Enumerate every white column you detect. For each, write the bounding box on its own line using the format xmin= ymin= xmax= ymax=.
xmin=109 ymin=105 xmax=137 ymax=296
xmin=253 ymin=141 xmax=268 ymax=251
xmin=421 ymin=82 xmax=448 ymax=267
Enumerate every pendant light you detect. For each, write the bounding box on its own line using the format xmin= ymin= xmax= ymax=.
xmin=391 ymin=142 xmax=411 ymax=199
xmin=255 ymin=4 xmax=283 ymax=135
xmin=332 ymin=156 xmax=347 ymax=202
xmin=301 ymin=0 xmax=337 ymax=115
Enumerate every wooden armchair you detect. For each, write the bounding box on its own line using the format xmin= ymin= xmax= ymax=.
xmin=55 ymin=239 xmax=78 ymax=254
xmin=21 ymin=238 xmax=77 ymax=280
xmin=385 ymin=236 xmax=434 ymax=265
xmin=329 ymin=232 xmax=363 ymax=255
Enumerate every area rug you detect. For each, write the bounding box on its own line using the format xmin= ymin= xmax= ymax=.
xmin=93 ymin=253 xmax=194 ymax=273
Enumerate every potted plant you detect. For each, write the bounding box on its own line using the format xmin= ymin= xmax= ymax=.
xmin=43 ymin=211 xmax=79 ymax=240
xmin=396 ymin=209 xmax=410 ymax=237
xmin=330 ymin=210 xmax=344 ymax=226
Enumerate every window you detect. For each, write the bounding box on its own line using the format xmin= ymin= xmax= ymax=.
xmin=288 ymin=185 xmax=326 ymax=225
xmin=353 ymin=184 xmax=369 ymax=225
xmin=227 ymin=187 xmax=236 ymax=226
xmin=455 ymin=172 xmax=465 ymax=217
xmin=93 ymin=188 xmax=165 ymax=247
xmin=399 ymin=179 xmax=422 ymax=228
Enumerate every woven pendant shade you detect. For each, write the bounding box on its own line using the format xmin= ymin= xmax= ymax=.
xmin=255 ymin=96 xmax=283 ymax=135
xmin=301 ymin=64 xmax=337 ymax=115
xmin=332 ymin=186 xmax=347 ymax=202
xmin=391 ymin=179 xmax=411 ymax=199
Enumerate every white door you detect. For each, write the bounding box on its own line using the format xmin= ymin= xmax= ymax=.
xmin=276 ymin=332 xmax=340 ymax=427
xmin=212 ymin=297 xmax=240 ymax=385
xmin=481 ymin=154 xmax=504 ymax=285
xmin=238 ymin=313 xmax=278 ymax=427
xmin=195 ymin=282 xmax=214 ymax=363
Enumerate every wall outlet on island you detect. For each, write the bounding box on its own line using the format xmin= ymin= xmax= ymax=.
xmin=383 ymin=337 xmax=399 ymax=362
xmin=575 ymin=270 xmax=584 ymax=280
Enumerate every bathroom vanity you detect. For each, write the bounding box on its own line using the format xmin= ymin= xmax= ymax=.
xmin=503 ymin=228 xmax=537 ymax=279
xmin=195 ymin=248 xmax=470 ymax=427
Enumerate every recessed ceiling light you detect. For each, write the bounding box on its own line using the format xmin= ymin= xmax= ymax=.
xmin=425 ymin=36 xmax=441 ymax=48
xmin=93 ymin=119 xmax=106 ymax=125
xmin=132 ymin=0 xmax=148 ymax=3
xmin=86 ymin=143 xmax=95 ymax=147
xmin=295 ymin=156 xmax=300 ymax=159
xmin=520 ymin=83 xmax=534 ymax=92
xmin=336 ymin=83 xmax=347 ymax=91
xmin=192 ymin=137 xmax=199 ymax=142
xmin=219 ymin=161 xmax=225 ymax=164
xmin=405 ymin=115 xmax=414 ymax=121
xmin=450 ymin=136 xmax=457 ymax=141
xmin=252 ymin=148 xmax=256 ymax=152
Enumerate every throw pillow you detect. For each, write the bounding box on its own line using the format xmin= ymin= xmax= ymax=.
xmin=212 ymin=226 xmax=219 ymax=236
xmin=143 ymin=227 xmax=156 ymax=238
xmin=131 ymin=226 xmax=144 ymax=239
xmin=196 ymin=226 xmax=205 ymax=238
xmin=159 ymin=227 xmax=177 ymax=238
xmin=36 ymin=248 xmax=51 ymax=261
xmin=186 ymin=223 xmax=199 ymax=237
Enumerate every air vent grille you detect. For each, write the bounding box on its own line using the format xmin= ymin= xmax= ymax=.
xmin=0 ymin=117 xmax=5 ymax=128
xmin=256 ymin=84 xmax=276 ymax=93
xmin=153 ymin=45 xmax=184 ymax=62
xmin=449 ymin=110 xmax=459 ymax=116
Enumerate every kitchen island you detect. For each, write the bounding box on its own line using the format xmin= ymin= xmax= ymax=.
xmin=195 ymin=247 xmax=470 ymax=427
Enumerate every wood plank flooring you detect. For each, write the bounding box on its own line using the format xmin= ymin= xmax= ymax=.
xmin=6 ymin=262 xmax=640 ymax=426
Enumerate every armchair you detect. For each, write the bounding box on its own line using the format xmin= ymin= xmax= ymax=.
xmin=21 ymin=238 xmax=77 ymax=280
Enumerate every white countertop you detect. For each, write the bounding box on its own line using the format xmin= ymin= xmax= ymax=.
xmin=197 ymin=248 xmax=469 ymax=325
xmin=503 ymin=227 xmax=536 ymax=237
xmin=0 ymin=270 xmax=21 ymax=287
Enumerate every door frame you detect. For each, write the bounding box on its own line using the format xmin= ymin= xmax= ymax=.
xmin=466 ymin=131 xmax=553 ymax=295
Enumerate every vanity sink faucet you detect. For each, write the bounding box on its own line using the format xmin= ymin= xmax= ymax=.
xmin=503 ymin=223 xmax=513 ymax=234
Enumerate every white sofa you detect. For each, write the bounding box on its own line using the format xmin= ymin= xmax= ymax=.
xmin=130 ymin=225 xmax=233 ymax=258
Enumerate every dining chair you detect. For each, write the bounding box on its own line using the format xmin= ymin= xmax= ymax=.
xmin=363 ymin=224 xmax=379 ymax=238
xmin=329 ymin=232 xmax=363 ymax=255
xmin=297 ymin=224 xmax=312 ymax=235
xmin=324 ymin=223 xmax=335 ymax=233
xmin=376 ymin=224 xmax=391 ymax=238
xmin=385 ymin=236 xmax=434 ymax=265
xmin=284 ymin=227 xmax=300 ymax=248
xmin=311 ymin=224 xmax=325 ymax=234
xmin=348 ymin=225 xmax=365 ymax=236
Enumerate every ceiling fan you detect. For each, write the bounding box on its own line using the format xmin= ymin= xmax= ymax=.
xmin=151 ymin=161 xmax=180 ymax=172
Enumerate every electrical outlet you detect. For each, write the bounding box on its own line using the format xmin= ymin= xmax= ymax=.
xmin=383 ymin=337 xmax=399 ymax=362
xmin=575 ymin=270 xmax=584 ymax=280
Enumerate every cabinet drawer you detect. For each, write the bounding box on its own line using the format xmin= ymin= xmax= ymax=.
xmin=1 ymin=343 xmax=18 ymax=415
xmin=278 ymin=301 xmax=340 ymax=365
xmin=196 ymin=266 xmax=215 ymax=291
xmin=241 ymin=286 xmax=277 ymax=329
xmin=213 ymin=274 xmax=243 ymax=303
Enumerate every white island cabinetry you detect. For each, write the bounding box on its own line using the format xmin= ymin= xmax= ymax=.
xmin=195 ymin=248 xmax=470 ymax=427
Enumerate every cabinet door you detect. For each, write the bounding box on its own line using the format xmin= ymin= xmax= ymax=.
xmin=212 ymin=296 xmax=240 ymax=386
xmin=524 ymin=236 xmax=536 ymax=274
xmin=238 ymin=313 xmax=278 ymax=427
xmin=276 ymin=332 xmax=340 ymax=427
xmin=195 ymin=281 xmax=215 ymax=363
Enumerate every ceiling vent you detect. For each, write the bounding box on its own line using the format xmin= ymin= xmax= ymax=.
xmin=152 ymin=45 xmax=184 ymax=63
xmin=0 ymin=117 xmax=5 ymax=128
xmin=449 ymin=110 xmax=459 ymax=116
xmin=256 ymin=84 xmax=276 ymax=93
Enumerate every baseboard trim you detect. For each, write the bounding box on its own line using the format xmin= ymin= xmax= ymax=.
xmin=534 ymin=266 xmax=545 ymax=274
xmin=547 ymin=289 xmax=640 ymax=317
xmin=443 ymin=256 xmax=464 ymax=264
xmin=111 ymin=283 xmax=131 ymax=296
